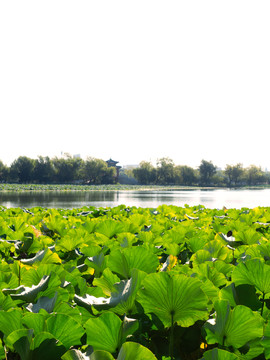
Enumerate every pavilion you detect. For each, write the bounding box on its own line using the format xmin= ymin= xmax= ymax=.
xmin=106 ymin=158 xmax=121 ymax=183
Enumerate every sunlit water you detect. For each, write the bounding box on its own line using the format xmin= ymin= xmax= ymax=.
xmin=1 ymin=189 xmax=270 ymax=209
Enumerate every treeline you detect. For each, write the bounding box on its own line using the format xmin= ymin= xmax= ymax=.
xmin=0 ymin=155 xmax=116 ymax=184
xmin=0 ymin=155 xmax=269 ymax=187
xmin=131 ymin=158 xmax=270 ymax=187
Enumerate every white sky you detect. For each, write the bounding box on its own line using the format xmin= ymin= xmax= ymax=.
xmin=1 ymin=1 xmax=270 ymax=170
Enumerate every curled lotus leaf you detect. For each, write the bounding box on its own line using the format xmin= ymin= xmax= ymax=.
xmin=2 ymin=275 xmax=50 ymax=302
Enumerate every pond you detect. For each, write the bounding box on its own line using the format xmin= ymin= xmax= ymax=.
xmin=0 ymin=188 xmax=270 ymax=209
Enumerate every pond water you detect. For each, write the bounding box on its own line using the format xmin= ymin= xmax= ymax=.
xmin=1 ymin=189 xmax=270 ymax=209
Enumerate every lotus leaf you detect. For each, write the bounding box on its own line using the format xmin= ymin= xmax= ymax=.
xmin=74 ymin=293 xmax=110 ymax=312
xmin=108 ymin=246 xmax=159 ymax=279
xmin=193 ymin=263 xmax=227 ymax=288
xmin=84 ymin=312 xmax=122 ymax=353
xmin=232 ymin=258 xmax=270 ymax=295
xmin=220 ymin=283 xmax=261 ymax=310
xmin=95 ymin=219 xmax=124 ymax=238
xmin=62 ymin=348 xmax=113 ymax=360
xmin=5 ymin=329 xmax=33 ymax=360
xmin=20 ymin=248 xmax=61 ymax=265
xmin=3 ymin=275 xmax=50 ymax=302
xmin=0 ymin=340 xmax=5 ymax=360
xmin=22 ymin=312 xmax=46 ymax=334
xmin=46 ymin=313 xmax=85 ymax=349
xmin=61 ymin=342 xmax=158 ymax=360
xmin=93 ymin=268 xmax=120 ymax=296
xmin=117 ymin=341 xmax=158 ymax=360
xmin=261 ymin=321 xmax=270 ymax=359
xmin=26 ymin=292 xmax=58 ymax=313
xmin=33 ymin=332 xmax=67 ymax=360
xmin=138 ymin=272 xmax=209 ymax=327
xmin=0 ymin=308 xmax=22 ymax=336
xmin=55 ymin=233 xmax=85 ymax=252
xmin=86 ymin=253 xmax=107 ymax=277
xmin=204 ymin=300 xmax=264 ymax=348
xmin=109 ymin=269 xmax=147 ymax=315
xmin=201 ymin=348 xmax=239 ymax=359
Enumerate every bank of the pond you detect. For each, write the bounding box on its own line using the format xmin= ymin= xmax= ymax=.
xmin=0 ymin=183 xmax=212 ymax=192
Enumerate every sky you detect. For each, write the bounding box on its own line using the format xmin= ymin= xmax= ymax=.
xmin=1 ymin=1 xmax=270 ymax=170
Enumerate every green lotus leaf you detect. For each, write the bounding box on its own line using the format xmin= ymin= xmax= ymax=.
xmin=5 ymin=329 xmax=33 ymax=360
xmin=261 ymin=321 xmax=270 ymax=359
xmin=203 ymin=240 xmax=233 ymax=263
xmin=0 ymin=308 xmax=22 ymax=336
xmin=232 ymin=258 xmax=270 ymax=295
xmin=86 ymin=253 xmax=107 ymax=277
xmin=2 ymin=275 xmax=50 ymax=302
xmin=191 ymin=250 xmax=216 ymax=264
xmin=0 ymin=339 xmax=5 ymax=360
xmin=204 ymin=300 xmax=264 ymax=348
xmin=26 ymin=292 xmax=58 ymax=313
xmin=108 ymin=246 xmax=159 ymax=279
xmin=188 ymin=234 xmax=208 ymax=253
xmin=85 ymin=312 xmax=122 ymax=353
xmin=46 ymin=313 xmax=85 ymax=349
xmin=91 ymin=351 xmax=115 ymax=360
xmin=75 ymin=269 xmax=146 ymax=315
xmin=0 ymin=291 xmax=16 ymax=311
xmin=22 ymin=312 xmax=46 ymax=334
xmin=117 ymin=342 xmax=158 ymax=360
xmin=109 ymin=269 xmax=147 ymax=315
xmin=62 ymin=349 xmax=114 ymax=360
xmin=202 ymin=348 xmax=239 ymax=360
xmin=220 ymin=283 xmax=261 ymax=310
xmin=33 ymin=331 xmax=66 ymax=360
xmin=62 ymin=349 xmax=91 ymax=360
xmin=93 ymin=268 xmax=120 ymax=296
xmin=193 ymin=263 xmax=227 ymax=288
xmin=218 ymin=232 xmax=236 ymax=244
xmin=74 ymin=293 xmax=110 ymax=312
xmin=54 ymin=302 xmax=83 ymax=323
xmin=236 ymin=228 xmax=261 ymax=245
xmin=19 ymin=266 xmax=60 ymax=287
xmin=234 ymin=338 xmax=264 ymax=360
xmin=55 ymin=233 xmax=85 ymax=252
xmin=120 ymin=315 xmax=139 ymax=345
xmin=95 ymin=219 xmax=124 ymax=239
xmin=138 ymin=272 xmax=209 ymax=327
xmin=20 ymin=248 xmax=61 ymax=265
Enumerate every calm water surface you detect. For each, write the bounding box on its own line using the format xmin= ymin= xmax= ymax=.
xmin=1 ymin=189 xmax=270 ymax=209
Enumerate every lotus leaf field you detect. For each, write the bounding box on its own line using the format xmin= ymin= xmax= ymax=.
xmin=1 ymin=204 xmax=270 ymax=359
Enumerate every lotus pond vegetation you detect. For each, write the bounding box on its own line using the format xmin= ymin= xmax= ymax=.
xmin=1 ymin=204 xmax=270 ymax=359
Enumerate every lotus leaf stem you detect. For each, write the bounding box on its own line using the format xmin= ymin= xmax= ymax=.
xmin=261 ymin=291 xmax=265 ymax=317
xmin=169 ymin=312 xmax=175 ymax=360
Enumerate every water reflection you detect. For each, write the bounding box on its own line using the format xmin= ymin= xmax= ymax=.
xmin=0 ymin=189 xmax=270 ymax=209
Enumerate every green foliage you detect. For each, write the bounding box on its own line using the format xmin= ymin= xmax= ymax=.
xmin=199 ymin=159 xmax=217 ymax=186
xmin=0 ymin=204 xmax=270 ymax=359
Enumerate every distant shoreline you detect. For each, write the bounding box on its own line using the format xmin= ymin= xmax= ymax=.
xmin=1 ymin=183 xmax=270 ymax=192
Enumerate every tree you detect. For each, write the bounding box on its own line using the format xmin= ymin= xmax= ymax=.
xmin=199 ymin=160 xmax=217 ymax=186
xmin=132 ymin=161 xmax=156 ymax=185
xmin=244 ymin=165 xmax=266 ymax=186
xmin=81 ymin=157 xmax=115 ymax=184
xmin=0 ymin=160 xmax=9 ymax=182
xmin=156 ymin=157 xmax=175 ymax=185
xmin=33 ymin=156 xmax=55 ymax=183
xmin=52 ymin=154 xmax=83 ymax=183
xmin=224 ymin=163 xmax=244 ymax=187
xmin=10 ymin=156 xmax=35 ymax=183
xmin=174 ymin=165 xmax=198 ymax=186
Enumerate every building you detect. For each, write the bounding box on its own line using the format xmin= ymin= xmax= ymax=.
xmin=106 ymin=158 xmax=122 ymax=182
